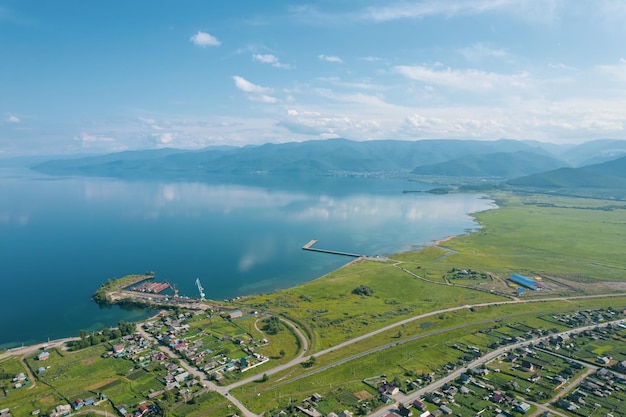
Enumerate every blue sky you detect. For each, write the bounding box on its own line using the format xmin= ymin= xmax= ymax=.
xmin=1 ymin=0 xmax=626 ymax=156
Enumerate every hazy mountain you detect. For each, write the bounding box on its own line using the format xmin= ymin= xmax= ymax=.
xmin=33 ymin=138 xmax=550 ymax=177
xmin=411 ymin=151 xmax=567 ymax=178
xmin=556 ymin=139 xmax=626 ymax=167
xmin=508 ymin=155 xmax=626 ymax=190
xmin=0 ymin=153 xmax=101 ymax=168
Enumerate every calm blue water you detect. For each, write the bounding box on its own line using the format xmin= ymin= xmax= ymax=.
xmin=0 ymin=169 xmax=495 ymax=349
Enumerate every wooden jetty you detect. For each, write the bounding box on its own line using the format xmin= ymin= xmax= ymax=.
xmin=302 ymin=239 xmax=363 ymax=258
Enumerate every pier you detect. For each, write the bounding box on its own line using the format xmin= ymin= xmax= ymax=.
xmin=302 ymin=239 xmax=364 ymax=258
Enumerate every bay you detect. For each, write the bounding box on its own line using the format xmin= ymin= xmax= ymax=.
xmin=0 ymin=169 xmax=495 ymax=349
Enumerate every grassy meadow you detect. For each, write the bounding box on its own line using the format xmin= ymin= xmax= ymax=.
xmin=411 ymin=194 xmax=626 ymax=282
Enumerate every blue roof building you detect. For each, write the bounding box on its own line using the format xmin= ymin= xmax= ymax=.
xmin=510 ymin=274 xmax=544 ymax=291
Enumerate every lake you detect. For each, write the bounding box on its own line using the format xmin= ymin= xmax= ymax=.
xmin=0 ymin=169 xmax=495 ymax=349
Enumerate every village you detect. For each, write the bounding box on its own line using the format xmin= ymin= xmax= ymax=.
xmin=263 ymin=308 xmax=626 ymax=417
xmin=2 ymin=305 xmax=626 ymax=417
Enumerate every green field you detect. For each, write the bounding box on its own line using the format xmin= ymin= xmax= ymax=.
xmin=428 ymin=194 xmax=626 ymax=282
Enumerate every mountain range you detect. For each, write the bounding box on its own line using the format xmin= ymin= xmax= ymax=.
xmin=24 ymin=138 xmax=626 ymax=196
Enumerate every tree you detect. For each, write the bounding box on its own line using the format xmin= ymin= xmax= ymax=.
xmin=302 ymin=355 xmax=317 ymax=368
xmin=263 ymin=316 xmax=284 ymax=335
xmin=352 ymin=285 xmax=374 ymax=296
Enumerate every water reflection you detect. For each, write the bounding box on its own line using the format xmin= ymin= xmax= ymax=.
xmin=0 ymin=170 xmax=496 ymax=347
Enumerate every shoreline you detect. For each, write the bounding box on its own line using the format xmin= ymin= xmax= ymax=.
xmin=1 ymin=197 xmax=496 ymax=354
xmin=0 ymin=311 xmax=165 ymax=357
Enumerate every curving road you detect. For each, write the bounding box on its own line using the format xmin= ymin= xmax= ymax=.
xmin=6 ymin=291 xmax=626 ymax=417
xmin=365 ymin=318 xmax=626 ymax=417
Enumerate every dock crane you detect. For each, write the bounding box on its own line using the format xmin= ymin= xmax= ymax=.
xmin=167 ymin=281 xmax=179 ymax=297
xmin=195 ymin=278 xmax=205 ymax=301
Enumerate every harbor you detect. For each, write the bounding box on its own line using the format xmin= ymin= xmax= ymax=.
xmin=130 ymin=281 xmax=171 ymax=294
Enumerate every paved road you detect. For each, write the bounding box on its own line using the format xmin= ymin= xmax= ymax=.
xmin=5 ymin=291 xmax=626 ymax=417
xmin=135 ymin=323 xmax=259 ymax=417
xmin=364 ymin=318 xmax=626 ymax=417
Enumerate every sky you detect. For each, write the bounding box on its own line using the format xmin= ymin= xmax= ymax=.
xmin=1 ymin=0 xmax=626 ymax=156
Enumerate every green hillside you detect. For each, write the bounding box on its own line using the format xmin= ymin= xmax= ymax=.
xmin=507 ymin=155 xmax=626 ymax=198
xmin=411 ymin=151 xmax=567 ymax=178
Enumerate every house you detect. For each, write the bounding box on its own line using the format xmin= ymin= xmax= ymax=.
xmin=72 ymin=399 xmax=84 ymax=410
xmin=521 ymin=361 xmax=534 ymax=372
xmin=492 ymin=390 xmax=504 ymax=403
xmin=439 ymin=405 xmax=453 ymax=415
xmin=412 ymin=399 xmax=426 ymax=411
xmin=470 ymin=367 xmax=489 ymax=376
xmin=443 ymin=385 xmax=457 ymax=397
xmin=397 ymin=406 xmax=413 ymax=417
xmin=113 ymin=344 xmax=125 ymax=354
xmin=49 ymin=404 xmax=71 ymax=417
xmin=36 ymin=351 xmax=49 ymax=361
xmin=515 ymin=402 xmax=531 ymax=413
xmin=36 ymin=367 xmax=46 ymax=375
xmin=174 ymin=371 xmax=189 ymax=382
xmin=339 ymin=411 xmax=353 ymax=417
xmin=378 ymin=383 xmax=399 ymax=395
xmin=0 ymin=409 xmax=10 ymax=417
xmin=229 ymin=310 xmax=243 ymax=319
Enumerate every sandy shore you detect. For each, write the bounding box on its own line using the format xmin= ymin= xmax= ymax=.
xmin=0 ymin=336 xmax=81 ymax=360
xmin=433 ymin=235 xmax=456 ymax=245
xmin=0 ymin=311 xmax=167 ymax=360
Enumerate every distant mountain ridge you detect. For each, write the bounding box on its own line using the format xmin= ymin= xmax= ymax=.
xmin=30 ymin=138 xmax=626 ymax=195
xmin=411 ymin=151 xmax=567 ymax=178
xmin=508 ymin=155 xmax=626 ymax=190
xmin=33 ymin=138 xmax=557 ymax=177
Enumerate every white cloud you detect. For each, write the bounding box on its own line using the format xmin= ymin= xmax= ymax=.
xmin=548 ymin=63 xmax=577 ymax=71
xmin=190 ymin=31 xmax=221 ymax=47
xmin=597 ymin=58 xmax=626 ymax=83
xmin=139 ymin=117 xmax=164 ymax=130
xmin=252 ymin=53 xmax=291 ymax=69
xmin=460 ymin=42 xmax=510 ymax=62
xmin=359 ymin=0 xmax=559 ymax=23
xmin=159 ymin=133 xmax=174 ymax=144
xmin=233 ymin=75 xmax=270 ymax=93
xmin=395 ymin=65 xmax=531 ymax=91
xmin=75 ymin=132 xmax=115 ymax=143
xmin=279 ymin=106 xmax=384 ymax=138
xmin=250 ymin=94 xmax=278 ymax=104
xmin=5 ymin=114 xmax=20 ymax=123
xmin=233 ymin=76 xmax=278 ymax=104
xmin=401 ymin=113 xmax=505 ymax=138
xmin=319 ymin=54 xmax=343 ymax=63
xmin=253 ymin=53 xmax=278 ymax=64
